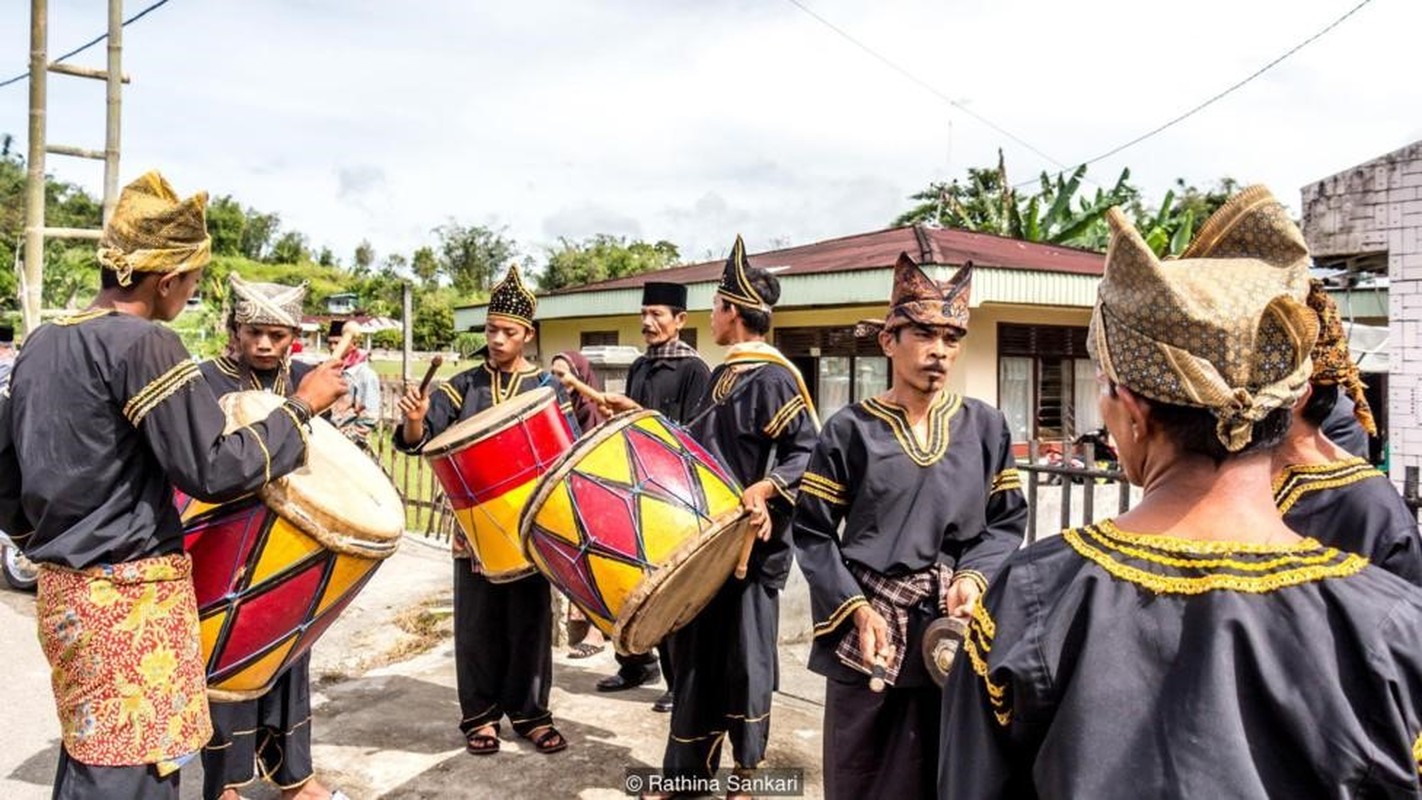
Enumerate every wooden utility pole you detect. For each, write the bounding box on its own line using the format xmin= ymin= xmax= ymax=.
xmin=21 ymin=0 xmax=127 ymax=335
xmin=402 ymin=281 xmax=413 ymax=382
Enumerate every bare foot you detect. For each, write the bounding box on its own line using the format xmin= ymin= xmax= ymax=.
xmin=218 ymin=790 xmax=242 ymax=800
xmin=281 ymin=776 xmax=335 ymax=800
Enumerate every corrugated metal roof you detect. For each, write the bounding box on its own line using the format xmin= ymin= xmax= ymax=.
xmin=457 ymin=266 xmax=1100 ymax=327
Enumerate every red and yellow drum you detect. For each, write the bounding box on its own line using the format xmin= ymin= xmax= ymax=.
xmin=425 ymin=387 xmax=575 ymax=582
xmin=519 ymin=410 xmax=750 ymax=655
xmin=179 ymin=392 xmax=404 ymax=702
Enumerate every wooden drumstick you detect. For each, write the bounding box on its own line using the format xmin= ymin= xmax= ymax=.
xmin=327 ymin=322 xmax=363 ymax=364
xmin=557 ymin=369 xmax=607 ymax=407
xmin=418 ymin=355 xmax=444 ymax=398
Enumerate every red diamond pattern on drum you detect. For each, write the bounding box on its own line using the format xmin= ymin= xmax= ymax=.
xmin=214 ymin=557 xmax=327 ymax=674
xmin=677 ymin=432 xmax=739 ymax=491
xmin=291 ymin=568 xmax=376 ymax=658
xmin=532 ymin=530 xmax=611 ymax=619
xmin=628 ymin=427 xmax=694 ymax=505
xmin=185 ymin=501 xmax=268 ymax=610
xmin=568 ymin=472 xmax=640 ymax=562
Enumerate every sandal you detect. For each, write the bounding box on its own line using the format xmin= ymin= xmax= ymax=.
xmin=526 ymin=724 xmax=568 ymax=754
xmin=568 ymin=642 xmax=604 ymax=659
xmin=465 ymin=725 xmax=500 ymax=756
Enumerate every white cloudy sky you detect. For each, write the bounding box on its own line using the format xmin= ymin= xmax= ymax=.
xmin=2 ymin=0 xmax=1419 ymax=271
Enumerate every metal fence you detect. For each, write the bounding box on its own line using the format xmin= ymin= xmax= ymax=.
xmin=1019 ymin=440 xmax=1138 ymax=543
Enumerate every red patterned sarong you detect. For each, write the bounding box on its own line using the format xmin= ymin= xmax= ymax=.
xmin=36 ymin=553 xmax=212 ymax=768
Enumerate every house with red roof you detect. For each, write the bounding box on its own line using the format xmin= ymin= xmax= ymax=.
xmin=455 ymin=224 xmax=1106 ymax=445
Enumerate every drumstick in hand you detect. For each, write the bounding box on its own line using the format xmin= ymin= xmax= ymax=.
xmin=734 ymin=523 xmax=756 ymax=580
xmin=418 ymin=355 xmax=444 ymax=398
xmin=557 ymin=370 xmax=607 ymax=407
xmin=869 ymin=654 xmax=889 ymax=693
xmin=327 ymin=322 xmax=363 ymax=364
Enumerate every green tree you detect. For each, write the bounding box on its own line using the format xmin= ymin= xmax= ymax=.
xmin=205 ymin=195 xmax=248 ymax=257
xmin=411 ymin=246 xmax=439 ymax=288
xmin=434 ymin=222 xmax=517 ymax=295
xmin=238 ymin=210 xmax=280 ymax=261
xmin=317 ymin=246 xmax=337 ymax=268
xmin=540 ymin=234 xmax=681 ymax=291
xmin=269 ymin=231 xmax=309 ymax=265
xmin=411 ymin=288 xmax=455 ymax=350
xmin=353 ymin=239 xmax=375 ymax=275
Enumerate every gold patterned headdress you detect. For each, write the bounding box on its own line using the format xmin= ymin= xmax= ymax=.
xmin=1304 ymin=280 xmax=1376 ymax=435
xmin=715 ymin=235 xmax=772 ymax=313
xmin=487 ymin=264 xmax=537 ymax=330
xmin=97 ymin=171 xmax=211 ymax=287
xmin=228 ymin=273 xmax=307 ymax=329
xmin=1088 ymin=185 xmax=1318 ymax=452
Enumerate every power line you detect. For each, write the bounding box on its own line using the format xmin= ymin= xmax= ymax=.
xmin=1015 ymin=0 xmax=1375 ymax=188
xmin=0 ymin=0 xmax=173 ymax=90
xmin=780 ymin=0 xmax=1071 ymax=172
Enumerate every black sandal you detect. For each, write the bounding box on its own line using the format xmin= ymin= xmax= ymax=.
xmin=526 ymin=725 xmax=568 ymax=754
xmin=568 ymin=642 xmax=604 ymax=659
xmin=465 ymin=725 xmax=500 ymax=755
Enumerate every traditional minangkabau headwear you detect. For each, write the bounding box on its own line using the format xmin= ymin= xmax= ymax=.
xmin=228 ymin=272 xmax=307 ymax=329
xmin=97 ymin=171 xmax=211 ymax=287
xmin=715 ymin=235 xmax=772 ymax=313
xmin=1088 ymin=185 xmax=1318 ymax=452
xmin=1305 ymin=279 xmax=1377 ymax=435
xmin=858 ymin=252 xmax=973 ymax=338
xmin=487 ymin=264 xmax=537 ymax=330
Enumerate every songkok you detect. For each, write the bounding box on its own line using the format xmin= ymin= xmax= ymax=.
xmin=1305 ymin=280 xmax=1376 ymax=435
xmin=642 ymin=281 xmax=687 ymax=309
xmin=97 ymin=171 xmax=211 ymax=287
xmin=715 ymin=235 xmax=773 ymax=313
xmin=1088 ymin=185 xmax=1318 ymax=452
xmin=228 ymin=273 xmax=307 ymax=329
xmin=0 ymin=325 xmax=12 ymax=344
xmin=487 ymin=265 xmax=537 ymax=330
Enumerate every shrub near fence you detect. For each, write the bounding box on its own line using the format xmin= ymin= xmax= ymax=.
xmin=366 ymin=415 xmax=458 ymax=543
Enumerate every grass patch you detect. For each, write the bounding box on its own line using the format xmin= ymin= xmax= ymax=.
xmin=367 ymin=357 xmax=466 ymax=381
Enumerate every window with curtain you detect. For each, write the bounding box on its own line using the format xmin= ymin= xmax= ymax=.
xmin=999 ymin=356 xmax=1033 ymax=442
xmin=818 ymin=356 xmax=852 ymax=421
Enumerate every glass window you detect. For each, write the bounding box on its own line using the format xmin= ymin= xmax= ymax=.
xmin=818 ymin=356 xmax=851 ymax=422
xmin=999 ymin=356 xmax=1033 ymax=442
xmin=854 ymin=357 xmax=888 ymax=402
xmin=1072 ymin=358 xmax=1102 ymax=434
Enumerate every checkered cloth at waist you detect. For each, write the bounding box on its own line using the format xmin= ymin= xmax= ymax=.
xmin=834 ymin=562 xmax=951 ymax=687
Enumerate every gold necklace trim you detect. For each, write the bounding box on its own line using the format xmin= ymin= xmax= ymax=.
xmin=1064 ymin=524 xmax=1366 ymax=595
xmin=1272 ymin=458 xmax=1379 ymax=513
xmin=861 ymin=392 xmax=962 ymax=467
xmin=53 ymin=308 xmax=113 ymax=326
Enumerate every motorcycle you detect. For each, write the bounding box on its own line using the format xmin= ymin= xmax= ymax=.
xmin=1038 ymin=428 xmax=1120 ymax=485
xmin=0 ymin=530 xmax=37 ymax=592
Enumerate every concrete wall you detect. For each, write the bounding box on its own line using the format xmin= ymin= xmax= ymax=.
xmin=1302 ymin=141 xmax=1422 ymax=482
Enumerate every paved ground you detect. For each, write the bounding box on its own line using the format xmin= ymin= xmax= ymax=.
xmin=0 ymin=535 xmax=828 ymax=799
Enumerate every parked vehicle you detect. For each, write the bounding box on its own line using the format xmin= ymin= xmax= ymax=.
xmin=1038 ymin=428 xmax=1120 ymax=485
xmin=0 ymin=530 xmax=37 ymax=592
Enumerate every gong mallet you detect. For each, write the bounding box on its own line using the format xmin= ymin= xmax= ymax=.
xmin=869 ymin=652 xmax=890 ymax=693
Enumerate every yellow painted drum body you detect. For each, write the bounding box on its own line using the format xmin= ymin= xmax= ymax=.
xmin=180 ymin=392 xmax=404 ymax=702
xmin=520 ymin=410 xmax=750 ymax=655
xmin=425 ymin=388 xmax=575 ymax=582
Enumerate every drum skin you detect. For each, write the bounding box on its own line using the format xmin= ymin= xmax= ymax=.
xmin=520 ymin=410 xmax=751 ymax=655
xmin=179 ymin=392 xmax=403 ymax=702
xmin=424 ymin=388 xmax=575 ymax=582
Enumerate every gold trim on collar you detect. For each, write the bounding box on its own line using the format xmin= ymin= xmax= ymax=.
xmin=53 ymin=308 xmax=114 ymax=326
xmin=1272 ymin=457 xmax=1379 ymax=513
xmin=861 ymin=392 xmax=963 ymax=467
xmin=484 ymin=362 xmax=540 ymax=405
xmin=1063 ymin=521 xmax=1367 ymax=595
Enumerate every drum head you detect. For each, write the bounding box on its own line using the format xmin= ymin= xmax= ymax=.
xmin=612 ymin=509 xmax=750 ymax=656
xmin=425 ymin=386 xmax=556 ymax=456
xmin=220 ymin=392 xmax=404 ymax=557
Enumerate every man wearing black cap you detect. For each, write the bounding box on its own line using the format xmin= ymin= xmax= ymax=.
xmin=597 ymin=282 xmax=710 ymax=711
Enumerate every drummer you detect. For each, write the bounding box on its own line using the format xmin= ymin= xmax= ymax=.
xmin=791 ymin=254 xmax=1026 ymax=798
xmin=394 ymin=265 xmax=575 ymax=757
xmin=661 ymin=236 xmax=819 ymax=785
xmin=0 ymin=172 xmax=347 ymax=799
xmin=197 ymin=275 xmax=346 ymax=800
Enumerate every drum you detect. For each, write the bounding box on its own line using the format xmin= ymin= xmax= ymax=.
xmin=424 ymin=387 xmax=575 ymax=582
xmin=179 ymin=392 xmax=404 ymax=702
xmin=520 ymin=410 xmax=750 ymax=655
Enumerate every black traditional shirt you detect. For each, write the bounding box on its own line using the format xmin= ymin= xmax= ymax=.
xmin=685 ymin=359 xmax=818 ymax=588
xmin=941 ymin=521 xmax=1422 ymax=799
xmin=626 ymin=353 xmax=710 ymax=425
xmin=200 ymin=354 xmax=312 ymax=398
xmin=1275 ymin=456 xmax=1422 ymax=586
xmin=0 ymin=310 xmax=310 ymax=569
xmin=793 ymin=393 xmax=1026 ymax=684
